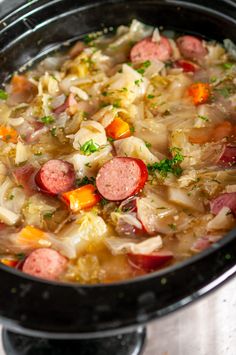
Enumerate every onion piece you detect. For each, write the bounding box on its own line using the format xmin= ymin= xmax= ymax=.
xmin=168 ymin=187 xmax=204 ymax=212
xmin=0 ymin=206 xmax=19 ymax=225
xmin=207 ymin=207 xmax=235 ymax=231
xmin=105 ymin=235 xmax=163 ymax=255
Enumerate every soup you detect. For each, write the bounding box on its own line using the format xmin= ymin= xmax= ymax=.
xmin=0 ymin=20 xmax=236 ymax=283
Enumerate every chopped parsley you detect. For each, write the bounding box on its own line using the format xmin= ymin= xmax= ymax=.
xmin=134 ymin=79 xmax=143 ymax=86
xmin=100 ymin=198 xmax=109 ymax=206
xmin=145 ymin=141 xmax=152 ymax=148
xmin=210 ymin=76 xmax=217 ymax=83
xmin=76 ymin=176 xmax=96 ymax=187
xmin=147 ymin=148 xmax=184 ymax=177
xmin=147 ymin=94 xmax=155 ymax=99
xmin=80 ymin=139 xmax=100 ymax=155
xmin=40 ymin=116 xmax=54 ymax=124
xmin=50 ymin=127 xmax=57 ymax=137
xmin=16 ymin=253 xmax=25 ymax=260
xmin=107 ymin=136 xmax=115 ymax=143
xmin=198 ymin=115 xmax=209 ymax=122
xmin=113 ymin=100 xmax=121 ymax=108
xmin=222 ymin=63 xmax=234 ymax=70
xmin=137 ymin=60 xmax=151 ymax=74
xmin=9 ymin=194 xmax=14 ymax=200
xmin=84 ymin=34 xmax=94 ymax=44
xmin=216 ymin=87 xmax=231 ymax=98
xmin=168 ymin=223 xmax=177 ymax=231
xmin=43 ymin=212 xmax=54 ymax=219
xmin=130 ymin=126 xmax=135 ymax=133
xmin=0 ymin=89 xmax=8 ymax=100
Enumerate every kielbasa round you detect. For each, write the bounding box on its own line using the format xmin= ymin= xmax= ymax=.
xmin=130 ymin=36 xmax=172 ymax=63
xmin=22 ymin=248 xmax=67 ymax=281
xmin=96 ymin=157 xmax=148 ymax=201
xmin=35 ymin=159 xmax=76 ymax=195
xmin=176 ymin=35 xmax=207 ymax=60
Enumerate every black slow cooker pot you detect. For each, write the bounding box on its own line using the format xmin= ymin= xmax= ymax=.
xmin=0 ymin=0 xmax=236 ymax=353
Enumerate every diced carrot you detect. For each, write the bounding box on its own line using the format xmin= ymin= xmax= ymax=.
xmin=11 ymin=75 xmax=37 ymax=103
xmin=188 ymin=83 xmax=210 ymax=105
xmin=0 ymin=126 xmax=18 ymax=143
xmin=17 ymin=226 xmax=51 ymax=248
xmin=211 ymin=121 xmax=233 ymax=142
xmin=62 ymin=184 xmax=101 ymax=212
xmin=0 ymin=258 xmax=18 ymax=267
xmin=106 ymin=117 xmax=131 ymax=140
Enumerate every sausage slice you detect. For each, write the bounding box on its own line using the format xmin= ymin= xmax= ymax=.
xmin=210 ymin=192 xmax=236 ymax=215
xmin=217 ymin=145 xmax=236 ymax=167
xmin=96 ymin=157 xmax=148 ymax=201
xmin=22 ymin=248 xmax=67 ymax=281
xmin=176 ymin=35 xmax=207 ymax=60
xmin=35 ymin=159 xmax=76 ymax=195
xmin=130 ymin=36 xmax=172 ymax=63
xmin=128 ymin=250 xmax=173 ymax=271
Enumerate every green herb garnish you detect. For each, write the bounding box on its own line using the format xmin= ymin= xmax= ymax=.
xmin=222 ymin=63 xmax=234 ymax=70
xmin=130 ymin=126 xmax=135 ymax=133
xmin=16 ymin=253 xmax=25 ymax=260
xmin=145 ymin=141 xmax=152 ymax=148
xmin=134 ymin=79 xmax=143 ymax=86
xmin=215 ymin=87 xmax=231 ymax=98
xmin=40 ymin=116 xmax=54 ymax=124
xmin=147 ymin=148 xmax=184 ymax=177
xmin=198 ymin=115 xmax=209 ymax=122
xmin=108 ymin=136 xmax=115 ymax=143
xmin=80 ymin=139 xmax=100 ymax=155
xmin=76 ymin=176 xmax=96 ymax=187
xmin=137 ymin=60 xmax=151 ymax=75
xmin=0 ymin=90 xmax=8 ymax=100
xmin=50 ymin=127 xmax=57 ymax=137
xmin=147 ymin=94 xmax=155 ymax=99
xmin=168 ymin=223 xmax=177 ymax=231
xmin=210 ymin=76 xmax=217 ymax=83
xmin=43 ymin=212 xmax=54 ymax=219
xmin=100 ymin=198 xmax=109 ymax=206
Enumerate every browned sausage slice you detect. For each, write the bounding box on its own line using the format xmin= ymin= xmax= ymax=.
xmin=130 ymin=36 xmax=172 ymax=63
xmin=210 ymin=192 xmax=236 ymax=215
xmin=35 ymin=159 xmax=76 ymax=195
xmin=22 ymin=248 xmax=67 ymax=280
xmin=128 ymin=250 xmax=173 ymax=271
xmin=96 ymin=157 xmax=148 ymax=201
xmin=217 ymin=145 xmax=236 ymax=167
xmin=176 ymin=35 xmax=207 ymax=60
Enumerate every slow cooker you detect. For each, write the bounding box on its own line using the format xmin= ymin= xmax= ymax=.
xmin=0 ymin=0 xmax=236 ymax=354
